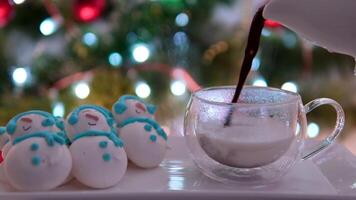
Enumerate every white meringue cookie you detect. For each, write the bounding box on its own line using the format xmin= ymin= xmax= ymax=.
xmin=5 ymin=137 xmax=72 ymax=191
xmin=65 ymin=105 xmax=127 ymax=188
xmin=70 ymin=136 xmax=127 ymax=188
xmin=118 ymin=118 xmax=167 ymax=168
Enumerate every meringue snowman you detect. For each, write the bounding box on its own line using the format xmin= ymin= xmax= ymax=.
xmin=1 ymin=142 xmax=11 ymax=160
xmin=112 ymin=95 xmax=168 ymax=168
xmin=65 ymin=105 xmax=127 ymax=189
xmin=0 ymin=126 xmax=11 ymax=161
xmin=4 ymin=110 xmax=72 ymax=191
xmin=0 ymin=127 xmax=9 ymax=149
xmin=0 ymin=127 xmax=9 ymax=182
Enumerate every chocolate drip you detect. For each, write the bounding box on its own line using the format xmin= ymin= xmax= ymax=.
xmin=224 ymin=6 xmax=266 ymax=126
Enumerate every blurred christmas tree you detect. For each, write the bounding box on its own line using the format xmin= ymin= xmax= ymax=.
xmin=0 ymin=0 xmax=355 ymax=137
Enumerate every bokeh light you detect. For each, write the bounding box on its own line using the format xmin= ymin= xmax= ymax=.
xmin=73 ymin=82 xmax=90 ymax=99
xmin=12 ymin=67 xmax=29 ymax=86
xmin=82 ymin=32 xmax=97 ymax=46
xmin=252 ymin=78 xmax=267 ymax=87
xmin=173 ymin=31 xmax=188 ymax=47
xmin=108 ymin=52 xmax=122 ymax=67
xmin=52 ymin=102 xmax=65 ymax=117
xmin=251 ymin=58 xmax=260 ymax=71
xmin=307 ymin=122 xmax=320 ymax=138
xmin=261 ymin=28 xmax=271 ymax=37
xmin=170 ymin=80 xmax=186 ymax=96
xmin=175 ymin=13 xmax=189 ymax=27
xmin=132 ymin=43 xmax=150 ymax=63
xmin=281 ymin=81 xmax=298 ymax=93
xmin=135 ymin=82 xmax=151 ymax=98
xmin=39 ymin=18 xmax=58 ymax=36
xmin=13 ymin=0 xmax=26 ymax=4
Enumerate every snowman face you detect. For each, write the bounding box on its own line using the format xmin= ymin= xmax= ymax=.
xmin=10 ymin=114 xmax=53 ymax=141
xmin=65 ymin=109 xmax=111 ymax=141
xmin=113 ymin=99 xmax=154 ymax=123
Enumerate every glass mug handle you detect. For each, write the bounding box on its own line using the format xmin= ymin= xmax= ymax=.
xmin=301 ymin=98 xmax=345 ymax=160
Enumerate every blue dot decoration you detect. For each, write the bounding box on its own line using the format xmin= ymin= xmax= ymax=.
xmin=114 ymin=103 xmax=127 ymax=114
xmin=102 ymin=153 xmax=111 ymax=162
xmin=147 ymin=105 xmax=157 ymax=115
xmin=31 ymin=156 xmax=41 ymax=166
xmin=116 ymin=139 xmax=124 ymax=148
xmin=144 ymin=124 xmax=152 ymax=132
xmin=99 ymin=141 xmax=108 ymax=149
xmin=150 ymin=135 xmax=157 ymax=142
xmin=42 ymin=118 xmax=54 ymax=127
xmin=30 ymin=143 xmax=39 ymax=151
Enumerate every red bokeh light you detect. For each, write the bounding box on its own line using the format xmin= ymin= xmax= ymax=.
xmin=73 ymin=0 xmax=105 ymax=23
xmin=78 ymin=6 xmax=98 ymax=22
xmin=0 ymin=0 xmax=13 ymax=27
xmin=264 ymin=19 xmax=282 ymax=28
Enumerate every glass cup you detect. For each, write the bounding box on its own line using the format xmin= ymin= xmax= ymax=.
xmin=184 ymin=86 xmax=345 ymax=185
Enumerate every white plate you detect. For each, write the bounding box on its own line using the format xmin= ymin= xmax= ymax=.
xmin=0 ymin=136 xmax=355 ymax=200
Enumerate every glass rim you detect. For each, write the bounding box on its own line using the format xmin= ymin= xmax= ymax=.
xmin=192 ymin=85 xmax=301 ymax=107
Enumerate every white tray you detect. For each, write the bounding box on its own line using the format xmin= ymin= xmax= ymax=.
xmin=0 ymin=136 xmax=356 ymax=200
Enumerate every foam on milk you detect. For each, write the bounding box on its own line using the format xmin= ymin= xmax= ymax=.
xmin=197 ymin=116 xmax=295 ymax=168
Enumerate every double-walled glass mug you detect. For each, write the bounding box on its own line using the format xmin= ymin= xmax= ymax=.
xmin=184 ymin=86 xmax=345 ymax=185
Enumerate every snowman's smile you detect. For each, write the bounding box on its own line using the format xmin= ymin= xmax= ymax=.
xmin=22 ymin=125 xmax=31 ymax=131
xmin=20 ymin=117 xmax=33 ymax=131
xmin=88 ymin=122 xmax=97 ymax=126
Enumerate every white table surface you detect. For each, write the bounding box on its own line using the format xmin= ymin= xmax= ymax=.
xmin=0 ymin=136 xmax=356 ymax=200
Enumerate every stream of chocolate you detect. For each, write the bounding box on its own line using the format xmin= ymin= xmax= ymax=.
xmin=224 ymin=6 xmax=266 ymax=126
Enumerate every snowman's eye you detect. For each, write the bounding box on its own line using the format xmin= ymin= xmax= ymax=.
xmin=20 ymin=117 xmax=33 ymax=123
xmin=85 ymin=113 xmax=99 ymax=121
xmin=135 ymin=103 xmax=146 ymax=113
